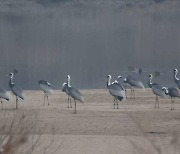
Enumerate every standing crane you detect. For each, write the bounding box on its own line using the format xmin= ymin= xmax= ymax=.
xmin=9 ymin=70 xmax=24 ymax=109
xmin=38 ymin=80 xmax=53 ymax=105
xmin=66 ymin=75 xmax=84 ymax=114
xmin=148 ymin=74 xmax=165 ymax=108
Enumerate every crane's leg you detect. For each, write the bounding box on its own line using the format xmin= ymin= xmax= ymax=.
xmin=117 ymin=99 xmax=119 ymax=109
xmin=68 ymin=95 xmax=72 ymax=108
xmin=133 ymin=88 xmax=135 ymax=99
xmin=130 ymin=87 xmax=132 ymax=99
xmin=113 ymin=98 xmax=115 ymax=109
xmin=1 ymin=98 xmax=3 ymax=110
xmin=70 ymin=97 xmax=72 ymax=108
xmin=172 ymin=98 xmax=175 ymax=110
xmin=74 ymin=99 xmax=77 ymax=114
xmin=170 ymin=97 xmax=173 ymax=110
xmin=44 ymin=92 xmax=46 ymax=105
xmin=16 ymin=96 xmax=18 ymax=109
xmin=155 ymin=95 xmax=157 ymax=108
xmin=47 ymin=94 xmax=49 ymax=105
xmin=125 ymin=88 xmax=128 ymax=99
xmin=157 ymin=96 xmax=159 ymax=108
xmin=67 ymin=95 xmax=70 ymax=108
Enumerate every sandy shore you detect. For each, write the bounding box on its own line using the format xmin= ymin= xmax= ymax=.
xmin=0 ymin=88 xmax=180 ymax=154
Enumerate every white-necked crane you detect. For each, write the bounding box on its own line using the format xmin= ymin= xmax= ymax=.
xmin=62 ymin=82 xmax=72 ymax=108
xmin=162 ymin=87 xmax=180 ymax=110
xmin=107 ymin=75 xmax=126 ymax=109
xmin=148 ymin=74 xmax=165 ymax=108
xmin=38 ymin=80 xmax=53 ymax=105
xmin=123 ymin=75 xmax=145 ymax=99
xmin=9 ymin=70 xmax=24 ymax=109
xmin=66 ymin=75 xmax=84 ymax=114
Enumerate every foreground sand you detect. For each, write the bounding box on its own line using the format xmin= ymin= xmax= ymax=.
xmin=0 ymin=88 xmax=180 ymax=154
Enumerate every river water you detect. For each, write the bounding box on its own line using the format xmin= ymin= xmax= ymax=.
xmin=0 ymin=0 xmax=180 ymax=89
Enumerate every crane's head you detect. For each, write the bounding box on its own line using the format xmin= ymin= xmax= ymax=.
xmin=124 ymin=78 xmax=127 ymax=83
xmin=107 ymin=75 xmax=111 ymax=79
xmin=148 ymin=74 xmax=153 ymax=78
xmin=67 ymin=75 xmax=70 ymax=79
xmin=174 ymin=69 xmax=178 ymax=73
xmin=9 ymin=73 xmax=14 ymax=79
xmin=117 ymin=75 xmax=122 ymax=79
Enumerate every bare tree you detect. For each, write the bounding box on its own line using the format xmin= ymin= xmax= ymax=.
xmin=0 ymin=112 xmax=62 ymax=154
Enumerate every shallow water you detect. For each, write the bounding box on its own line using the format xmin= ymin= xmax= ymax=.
xmin=0 ymin=0 xmax=180 ymax=89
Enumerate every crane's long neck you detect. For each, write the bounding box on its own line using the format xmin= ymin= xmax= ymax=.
xmin=107 ymin=76 xmax=111 ymax=87
xmin=164 ymin=88 xmax=169 ymax=95
xmin=124 ymin=78 xmax=127 ymax=84
xmin=148 ymin=77 xmax=153 ymax=88
xmin=9 ymin=74 xmax=14 ymax=87
xmin=67 ymin=76 xmax=71 ymax=87
xmin=174 ymin=71 xmax=179 ymax=82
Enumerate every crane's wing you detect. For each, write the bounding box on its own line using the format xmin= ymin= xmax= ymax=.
xmin=40 ymin=84 xmax=53 ymax=94
xmin=177 ymin=80 xmax=180 ymax=89
xmin=39 ymin=80 xmax=53 ymax=94
xmin=113 ymin=83 xmax=125 ymax=91
xmin=108 ymin=84 xmax=126 ymax=100
xmin=169 ymin=87 xmax=180 ymax=98
xmin=0 ymin=87 xmax=12 ymax=101
xmin=130 ymin=79 xmax=144 ymax=90
xmin=11 ymin=85 xmax=25 ymax=100
xmin=68 ymin=87 xmax=84 ymax=103
xmin=152 ymin=84 xmax=165 ymax=98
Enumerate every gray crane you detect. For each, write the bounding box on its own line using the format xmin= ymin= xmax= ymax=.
xmin=148 ymin=74 xmax=165 ymax=108
xmin=123 ymin=75 xmax=145 ymax=99
xmin=111 ymin=76 xmax=126 ymax=101
xmin=173 ymin=69 xmax=180 ymax=89
xmin=38 ymin=80 xmax=53 ymax=105
xmin=9 ymin=71 xmax=24 ymax=109
xmin=162 ymin=87 xmax=180 ymax=110
xmin=62 ymin=82 xmax=72 ymax=108
xmin=112 ymin=76 xmax=124 ymax=90
xmin=0 ymin=86 xmax=12 ymax=110
xmin=66 ymin=75 xmax=84 ymax=114
xmin=117 ymin=75 xmax=128 ymax=98
xmin=107 ymin=75 xmax=126 ymax=109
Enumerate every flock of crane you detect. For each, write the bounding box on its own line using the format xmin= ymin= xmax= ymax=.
xmin=106 ymin=69 xmax=180 ymax=110
xmin=0 ymin=69 xmax=180 ymax=113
